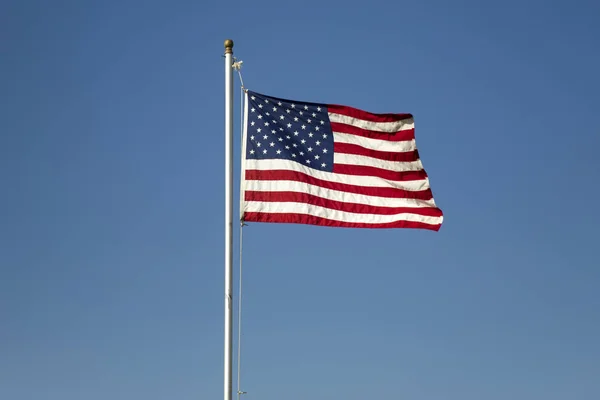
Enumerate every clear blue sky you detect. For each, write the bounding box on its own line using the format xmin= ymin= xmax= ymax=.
xmin=1 ymin=0 xmax=599 ymax=399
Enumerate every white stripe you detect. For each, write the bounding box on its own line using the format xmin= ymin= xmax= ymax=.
xmin=333 ymin=132 xmax=416 ymax=153
xmin=244 ymin=159 xmax=431 ymax=191
xmin=335 ymin=153 xmax=424 ymax=172
xmin=328 ymin=113 xmax=414 ymax=133
xmin=243 ymin=201 xmax=442 ymax=226
xmin=244 ymin=180 xmax=437 ymax=208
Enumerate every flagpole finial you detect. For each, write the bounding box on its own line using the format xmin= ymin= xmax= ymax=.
xmin=224 ymin=39 xmax=234 ymax=54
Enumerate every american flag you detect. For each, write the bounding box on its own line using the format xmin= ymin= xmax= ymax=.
xmin=240 ymin=90 xmax=444 ymax=231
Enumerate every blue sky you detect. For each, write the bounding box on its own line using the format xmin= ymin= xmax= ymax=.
xmin=1 ymin=0 xmax=599 ymax=399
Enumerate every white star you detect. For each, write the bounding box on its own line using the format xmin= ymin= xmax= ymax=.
xmin=285 ymin=145 xmax=290 ymax=149
xmin=258 ymin=104 xmax=263 ymax=108
xmin=263 ymin=149 xmax=267 ymax=154
xmin=304 ymin=105 xmax=308 ymax=110
xmin=294 ymin=131 xmax=299 ymax=136
xmin=258 ymin=115 xmax=263 ymax=119
xmin=250 ymin=149 xmax=255 ymax=154
xmin=264 ymin=99 xmax=269 ymax=103
xmin=251 ymin=108 xmax=256 ymax=112
xmin=257 ymin=128 xmax=262 ymax=133
xmin=299 ymin=111 xmax=303 ymax=116
xmin=315 ymin=140 xmax=321 ymax=146
xmin=271 ymin=130 xmax=276 ymax=134
xmin=321 ymin=162 xmax=326 ymax=168
xmin=270 ymin=142 xmax=275 ymax=147
xmin=250 ymin=135 xmax=255 ymax=140
xmin=263 ymin=135 xmax=268 ymax=140
xmin=286 ymin=135 xmax=291 ymax=139
xmin=272 ymin=107 xmax=277 ymax=112
xmin=305 ymin=159 xmax=311 ymax=164
xmin=276 ymin=149 xmax=282 ymax=154
xmin=320 ymin=120 xmax=324 ymax=125
xmin=317 ymin=106 xmax=322 ymax=112
xmin=300 ymin=151 xmax=305 ymax=156
xmin=312 ymin=113 xmax=316 ymax=117
xmin=278 ymin=102 xmax=282 ymax=106
xmin=315 ymin=126 xmax=320 ymax=131
xmin=265 ymin=112 xmax=270 ymax=116
xmin=287 ymin=123 xmax=292 ymax=128
xmin=322 ymin=134 xmax=328 ymax=139
xmin=307 ymin=147 xmax=313 ymax=152
xmin=323 ymin=148 xmax=328 ymax=153
xmin=308 ymin=132 xmax=313 ymax=137
xmin=256 ymin=142 xmax=261 ymax=147
xmin=307 ymin=119 xmax=312 ymax=124
xmin=251 ymin=121 xmax=255 ymax=126
xmin=292 ymin=153 xmax=297 ymax=158
xmin=251 ymin=96 xmax=256 ymax=100
xmin=315 ymin=154 xmax=320 ymax=160
xmin=293 ymin=143 xmax=298 ymax=147
xmin=294 ymin=117 xmax=299 ymax=122
xmin=301 ymin=125 xmax=306 ymax=130
xmin=280 ymin=115 xmax=285 ymax=120
xmin=286 ymin=109 xmax=291 ymax=113
xmin=278 ymin=137 xmax=283 ymax=142
xmin=301 ymin=139 xmax=306 ymax=144
xmin=291 ymin=103 xmax=296 ymax=108
xmin=264 ymin=122 xmax=269 ymax=126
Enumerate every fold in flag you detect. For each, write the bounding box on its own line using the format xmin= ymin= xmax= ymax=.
xmin=240 ymin=90 xmax=444 ymax=231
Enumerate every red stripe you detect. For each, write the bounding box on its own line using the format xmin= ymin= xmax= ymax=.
xmin=245 ymin=169 xmax=433 ymax=200
xmin=328 ymin=104 xmax=413 ymax=124
xmin=330 ymin=122 xmax=414 ymax=142
xmin=243 ymin=212 xmax=441 ymax=231
xmin=245 ymin=191 xmax=443 ymax=217
xmin=335 ymin=142 xmax=420 ymax=162
xmin=333 ymin=164 xmax=428 ymax=181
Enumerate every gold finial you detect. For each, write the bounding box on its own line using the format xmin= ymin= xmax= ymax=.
xmin=224 ymin=39 xmax=234 ymax=54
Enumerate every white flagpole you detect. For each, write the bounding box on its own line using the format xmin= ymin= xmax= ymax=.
xmin=224 ymin=38 xmax=234 ymax=400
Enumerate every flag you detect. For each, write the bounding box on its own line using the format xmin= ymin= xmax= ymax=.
xmin=240 ymin=90 xmax=444 ymax=231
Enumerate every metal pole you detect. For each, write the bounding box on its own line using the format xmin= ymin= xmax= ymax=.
xmin=224 ymin=38 xmax=234 ymax=400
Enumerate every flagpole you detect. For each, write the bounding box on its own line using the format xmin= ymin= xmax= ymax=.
xmin=224 ymin=38 xmax=234 ymax=400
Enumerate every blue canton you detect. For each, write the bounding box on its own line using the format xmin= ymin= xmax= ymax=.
xmin=245 ymin=91 xmax=334 ymax=172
